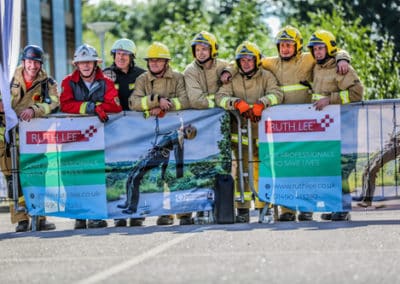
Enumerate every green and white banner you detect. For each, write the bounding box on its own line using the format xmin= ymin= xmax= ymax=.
xmin=19 ymin=116 xmax=107 ymax=219
xmin=258 ymin=104 xmax=343 ymax=212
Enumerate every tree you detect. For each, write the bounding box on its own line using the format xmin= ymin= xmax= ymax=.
xmin=290 ymin=7 xmax=400 ymax=100
xmin=269 ymin=0 xmax=400 ymax=56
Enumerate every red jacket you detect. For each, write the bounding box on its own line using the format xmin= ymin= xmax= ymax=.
xmin=60 ymin=67 xmax=122 ymax=114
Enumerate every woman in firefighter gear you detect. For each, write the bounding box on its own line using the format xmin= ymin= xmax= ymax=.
xmin=60 ymin=44 xmax=122 ymax=229
xmin=118 ymin=125 xmax=197 ymax=224
xmin=307 ymin=29 xmax=363 ymax=221
xmin=0 ymin=44 xmax=59 ymax=232
xmin=261 ymin=25 xmax=352 ymax=222
xmin=104 ymin=38 xmax=146 ymax=227
xmin=216 ymin=41 xmax=283 ymax=223
xmin=129 ymin=42 xmax=190 ymax=225
xmin=129 ymin=42 xmax=189 ymax=119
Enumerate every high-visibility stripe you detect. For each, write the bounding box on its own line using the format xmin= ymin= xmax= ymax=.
xmin=141 ymin=97 xmax=148 ymax=111
xmin=312 ymin=93 xmax=328 ymax=101
xmin=235 ymin=191 xmax=253 ymax=201
xmin=231 ymin=133 xmax=248 ymax=145
xmin=339 ymin=90 xmax=350 ymax=104
xmin=220 ymin=97 xmax=230 ymax=109
xmin=79 ymin=102 xmax=88 ymax=114
xmin=206 ymin=94 xmax=215 ymax=108
xmin=280 ymin=84 xmax=310 ymax=92
xmin=266 ymin=94 xmax=278 ymax=105
xmin=231 ymin=133 xmax=259 ymax=146
xmin=38 ymin=103 xmax=50 ymax=114
xmin=171 ymin=98 xmax=181 ymax=110
xmin=129 ymin=83 xmax=135 ymax=90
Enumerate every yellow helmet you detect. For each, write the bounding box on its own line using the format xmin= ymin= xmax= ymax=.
xmin=144 ymin=42 xmax=171 ymax=60
xmin=307 ymin=30 xmax=337 ymax=57
xmin=276 ymin=25 xmax=303 ymax=54
xmin=235 ymin=41 xmax=262 ymax=67
xmin=191 ymin=31 xmax=218 ymax=58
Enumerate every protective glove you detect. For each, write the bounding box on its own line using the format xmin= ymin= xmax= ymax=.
xmin=157 ymin=110 xmax=166 ymax=118
xmin=252 ymin=102 xmax=265 ymax=117
xmin=234 ymin=99 xmax=251 ymax=114
xmin=94 ymin=105 xmax=109 ymax=123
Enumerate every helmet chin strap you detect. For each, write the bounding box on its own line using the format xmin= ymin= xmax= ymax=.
xmin=196 ymin=56 xmax=212 ymax=65
xmin=147 ymin=61 xmax=167 ymax=77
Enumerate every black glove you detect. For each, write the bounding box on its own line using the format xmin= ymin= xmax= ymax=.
xmin=300 ymin=80 xmax=312 ymax=89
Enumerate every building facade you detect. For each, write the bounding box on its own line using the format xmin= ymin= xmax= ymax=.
xmin=21 ymin=0 xmax=82 ymax=85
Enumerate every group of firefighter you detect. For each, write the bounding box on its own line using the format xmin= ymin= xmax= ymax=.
xmin=0 ymin=25 xmax=364 ymax=232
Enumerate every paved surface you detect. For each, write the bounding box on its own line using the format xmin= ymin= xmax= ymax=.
xmin=0 ymin=207 xmax=399 ymax=284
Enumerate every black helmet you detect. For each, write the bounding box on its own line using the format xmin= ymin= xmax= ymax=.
xmin=22 ymin=45 xmax=44 ymax=63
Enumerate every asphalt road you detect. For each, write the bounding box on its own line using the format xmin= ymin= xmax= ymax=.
xmin=0 ymin=208 xmax=399 ymax=284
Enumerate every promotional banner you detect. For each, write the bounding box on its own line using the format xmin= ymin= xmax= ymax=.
xmin=19 ymin=116 xmax=108 ymax=219
xmin=258 ymin=104 xmax=343 ymax=212
xmin=105 ymin=109 xmax=229 ymax=219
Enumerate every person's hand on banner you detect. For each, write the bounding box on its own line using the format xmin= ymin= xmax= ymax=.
xmin=19 ymin=108 xmax=35 ymax=121
xmin=94 ymin=105 xmax=109 ymax=123
xmin=251 ymin=101 xmax=265 ymax=122
xmin=234 ymin=99 xmax=250 ymax=114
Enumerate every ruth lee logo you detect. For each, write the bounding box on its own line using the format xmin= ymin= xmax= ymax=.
xmin=265 ymin=114 xmax=334 ymax=133
xmin=26 ymin=125 xmax=98 ymax=144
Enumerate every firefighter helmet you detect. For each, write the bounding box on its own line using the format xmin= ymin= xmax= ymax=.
xmin=111 ymin=38 xmax=137 ymax=57
xmin=73 ymin=44 xmax=102 ymax=63
xmin=307 ymin=30 xmax=337 ymax=56
xmin=183 ymin=125 xmax=197 ymax=140
xmin=22 ymin=45 xmax=44 ymax=63
xmin=235 ymin=41 xmax=262 ymax=67
xmin=191 ymin=31 xmax=218 ymax=58
xmin=275 ymin=25 xmax=303 ymax=54
xmin=144 ymin=42 xmax=171 ymax=60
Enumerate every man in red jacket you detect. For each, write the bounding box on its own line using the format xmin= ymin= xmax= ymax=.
xmin=60 ymin=44 xmax=122 ymax=121
xmin=60 ymin=44 xmax=122 ymax=229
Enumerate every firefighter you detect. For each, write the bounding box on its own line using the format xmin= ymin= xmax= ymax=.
xmin=307 ymin=29 xmax=363 ymax=221
xmin=0 ymin=44 xmax=59 ymax=232
xmin=216 ymin=41 xmax=283 ymax=222
xmin=182 ymin=31 xmax=231 ymax=224
xmin=60 ymin=44 xmax=122 ymax=229
xmin=261 ymin=25 xmax=352 ymax=222
xmin=118 ymin=125 xmax=197 ymax=215
xmin=129 ymin=42 xmax=190 ymax=225
xmin=103 ymin=38 xmax=146 ymax=227
xmin=184 ymin=31 xmax=231 ymax=109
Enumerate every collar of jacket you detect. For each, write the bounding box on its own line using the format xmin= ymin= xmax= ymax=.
xmin=194 ymin=58 xmax=216 ymax=70
xmin=238 ymin=66 xmax=262 ymax=79
xmin=318 ymin=57 xmax=336 ymax=68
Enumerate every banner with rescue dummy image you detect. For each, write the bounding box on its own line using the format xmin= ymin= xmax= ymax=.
xmin=105 ymin=108 xmax=229 ymax=219
xmin=258 ymin=104 xmax=344 ymax=212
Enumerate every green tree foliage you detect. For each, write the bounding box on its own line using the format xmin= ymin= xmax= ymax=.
xmin=270 ymin=0 xmax=400 ymax=55
xmin=289 ymin=7 xmax=400 ymax=100
xmin=152 ymin=0 xmax=274 ymax=71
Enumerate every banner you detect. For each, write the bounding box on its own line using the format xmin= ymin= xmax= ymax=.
xmin=18 ymin=109 xmax=230 ymax=219
xmin=258 ymin=104 xmax=344 ymax=212
xmin=19 ymin=116 xmax=108 ymax=219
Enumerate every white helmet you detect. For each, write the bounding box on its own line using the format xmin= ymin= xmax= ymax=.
xmin=73 ymin=44 xmax=102 ymax=63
